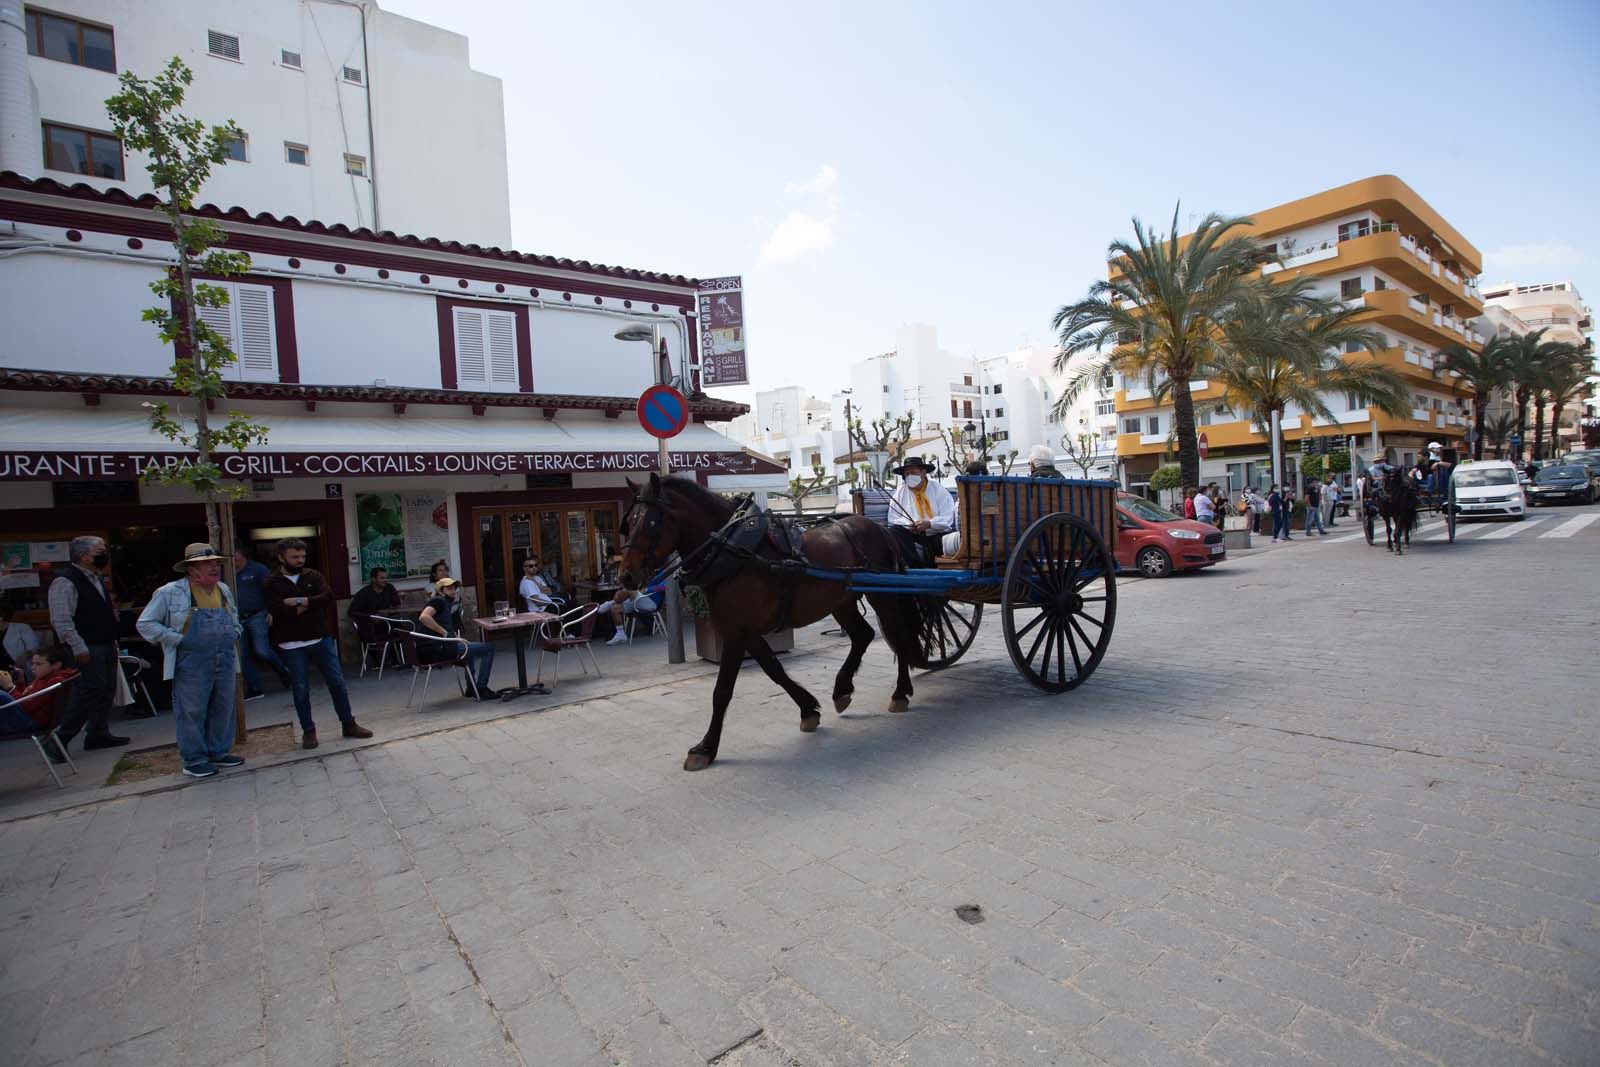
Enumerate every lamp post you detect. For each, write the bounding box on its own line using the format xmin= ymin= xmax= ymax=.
xmin=614 ymin=322 xmax=685 ymax=663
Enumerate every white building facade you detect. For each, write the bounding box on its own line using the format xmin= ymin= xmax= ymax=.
xmin=1481 ymin=281 xmax=1596 ymax=453
xmin=1 ymin=0 xmax=511 ymax=246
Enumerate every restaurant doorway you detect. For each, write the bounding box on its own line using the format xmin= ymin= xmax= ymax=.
xmin=475 ymin=504 xmax=619 ymax=613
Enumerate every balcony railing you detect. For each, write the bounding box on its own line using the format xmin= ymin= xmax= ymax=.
xmin=1411 ymin=408 xmax=1429 ymax=421
xmin=1522 ymin=316 xmax=1573 ymax=327
xmin=1408 ymin=295 xmax=1427 ymax=314
xmin=1444 ymin=268 xmax=1460 ymax=285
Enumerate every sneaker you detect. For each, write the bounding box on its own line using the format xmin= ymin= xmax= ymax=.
xmin=182 ymin=763 xmax=219 ymax=779
xmin=474 ymin=687 xmax=499 ymax=702
xmin=341 ymin=721 xmax=374 ymax=740
xmin=302 ymin=731 xmax=319 ymax=750
xmin=244 ymin=688 xmax=265 ymax=702
xmin=606 ymin=631 xmax=628 ymax=646
xmin=212 ymin=754 xmax=246 ymax=768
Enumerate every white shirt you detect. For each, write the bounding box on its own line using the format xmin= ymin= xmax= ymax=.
xmin=1193 ymin=494 xmax=1216 ymax=521
xmin=519 ymin=575 xmax=556 ymax=611
xmin=888 ymin=478 xmax=957 ymax=534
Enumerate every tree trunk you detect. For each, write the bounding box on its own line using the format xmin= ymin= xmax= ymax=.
xmin=1170 ymin=375 xmax=1200 ymax=487
xmin=1514 ymin=386 xmax=1530 ymax=462
xmin=1533 ymin=394 xmax=1547 ymax=461
xmin=218 ymin=499 xmax=248 ymax=740
xmin=1472 ymin=389 xmax=1487 ymax=460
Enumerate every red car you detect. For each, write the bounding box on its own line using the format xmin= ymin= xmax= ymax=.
xmin=1114 ymin=492 xmax=1226 ymax=578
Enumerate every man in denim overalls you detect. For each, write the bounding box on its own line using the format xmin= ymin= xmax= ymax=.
xmin=136 ymin=544 xmax=245 ymax=779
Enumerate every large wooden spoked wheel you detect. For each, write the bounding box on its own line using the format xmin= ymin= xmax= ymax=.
xmin=921 ymin=601 xmax=982 ymax=671
xmin=1001 ymin=513 xmax=1116 ymax=693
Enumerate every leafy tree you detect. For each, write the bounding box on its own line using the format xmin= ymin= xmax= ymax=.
xmin=846 ymin=412 xmax=915 ymax=486
xmin=1148 ymin=464 xmax=1182 ymax=492
xmin=1326 ymin=450 xmax=1351 ymax=475
xmin=1440 ymin=335 xmax=1515 ymax=460
xmin=1052 ymin=207 xmax=1266 ymax=487
xmin=1485 ymin=411 xmax=1516 ymax=458
xmin=105 ymin=58 xmax=269 ymax=544
xmin=1532 ymin=350 xmax=1594 ymax=460
xmin=1299 ymin=454 xmax=1325 ymax=480
xmin=1501 ymin=328 xmax=1582 ymax=461
xmin=768 ymin=466 xmax=842 ymax=515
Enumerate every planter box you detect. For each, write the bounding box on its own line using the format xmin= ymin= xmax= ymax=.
xmin=695 ymin=619 xmax=794 ymax=662
xmin=1223 ymin=528 xmax=1252 ymax=550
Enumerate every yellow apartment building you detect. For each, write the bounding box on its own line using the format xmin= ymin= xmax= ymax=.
xmin=1116 ymin=175 xmax=1484 ymax=492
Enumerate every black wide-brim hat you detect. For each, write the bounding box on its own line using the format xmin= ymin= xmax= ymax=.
xmin=891 ymin=455 xmax=933 ymax=476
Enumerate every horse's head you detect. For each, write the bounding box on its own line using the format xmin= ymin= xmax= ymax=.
xmin=619 ymin=474 xmax=682 ymax=589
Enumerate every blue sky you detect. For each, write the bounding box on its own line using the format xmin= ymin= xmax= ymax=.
xmin=386 ymin=0 xmax=1600 ymax=404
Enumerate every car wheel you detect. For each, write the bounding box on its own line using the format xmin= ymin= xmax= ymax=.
xmin=1136 ymin=546 xmax=1172 ymax=579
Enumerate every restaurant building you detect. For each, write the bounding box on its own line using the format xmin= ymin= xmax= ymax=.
xmin=0 ymin=172 xmax=780 ymax=642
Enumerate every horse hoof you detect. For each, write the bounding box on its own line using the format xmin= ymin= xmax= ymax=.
xmin=833 ymin=694 xmax=852 ymax=713
xmin=889 ymin=698 xmax=910 ymax=714
xmin=800 ymin=713 xmax=820 ymax=733
xmin=683 ymin=752 xmax=714 ymax=772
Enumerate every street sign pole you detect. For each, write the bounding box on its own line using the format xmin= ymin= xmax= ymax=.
xmin=649 ymin=324 xmax=686 ymax=665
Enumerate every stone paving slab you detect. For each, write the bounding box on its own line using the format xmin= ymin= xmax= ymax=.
xmin=1 ymin=507 xmax=1597 ymax=1065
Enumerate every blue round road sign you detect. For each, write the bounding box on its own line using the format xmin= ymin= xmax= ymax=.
xmin=638 ymin=384 xmax=689 ymax=439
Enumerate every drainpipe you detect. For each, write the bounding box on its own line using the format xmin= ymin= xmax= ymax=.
xmin=315 ymin=0 xmax=379 ymax=231
xmin=0 ymin=0 xmax=41 ymax=175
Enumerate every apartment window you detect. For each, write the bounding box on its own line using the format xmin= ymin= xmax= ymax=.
xmin=1432 ymin=398 xmax=1442 ymax=411
xmin=196 ymin=282 xmax=279 ymax=382
xmin=284 ymin=142 xmax=308 ymax=165
xmin=1094 ymin=398 xmax=1115 ymax=416
xmin=962 ymin=375 xmax=972 ymax=386
xmin=950 ymin=399 xmax=958 ymax=417
xmin=992 ymin=383 xmax=1003 ymax=395
xmin=1339 ymin=277 xmax=1363 ymax=300
xmin=1337 ymin=219 xmax=1371 ymax=242
xmin=342 ymin=65 xmax=363 ymax=84
xmin=994 ymin=407 xmax=1004 ymax=418
xmin=208 ymin=30 xmax=240 ymax=61
xmin=450 ymin=307 xmax=520 ymax=392
xmin=280 ymin=49 xmax=302 ymax=69
xmin=1123 ymin=418 xmax=1141 ymax=435
xmin=1146 ymin=416 xmax=1160 ymax=436
xmin=962 ymin=400 xmax=972 ymax=418
xmin=1343 ymin=339 xmax=1364 ymax=354
xmin=42 ymin=123 xmax=124 ymax=179
xmin=1197 ymin=408 xmax=1212 ymax=427
xmin=343 ymin=153 xmax=366 ymax=176
xmin=1373 ymin=276 xmax=1387 ymax=291
xmin=222 ymin=134 xmax=248 ymax=163
xmin=25 ymin=8 xmax=115 ymax=71
xmin=1346 ymin=392 xmax=1363 ymax=411
xmin=1098 ymin=371 xmax=1114 ymax=391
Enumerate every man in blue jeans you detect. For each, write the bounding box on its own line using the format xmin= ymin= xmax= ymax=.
xmin=233 ymin=549 xmax=290 ymax=700
xmin=418 ymin=578 xmax=496 ymax=700
xmin=1303 ymin=479 xmax=1326 ymax=536
xmin=265 ymin=538 xmax=373 ymax=750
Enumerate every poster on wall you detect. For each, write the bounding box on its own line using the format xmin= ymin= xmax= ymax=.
xmin=355 ymin=492 xmax=449 ymax=579
xmin=696 ymin=276 xmax=748 ymax=387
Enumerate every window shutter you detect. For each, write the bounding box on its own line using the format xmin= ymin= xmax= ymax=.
xmin=235 ymin=284 xmax=278 ymax=381
xmin=195 ymin=296 xmax=235 ymax=360
xmin=486 ymin=311 xmax=518 ymax=388
xmin=453 ymin=308 xmax=487 ymax=386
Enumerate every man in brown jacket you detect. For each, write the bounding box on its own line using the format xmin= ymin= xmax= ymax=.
xmin=265 ymin=539 xmax=372 ymax=750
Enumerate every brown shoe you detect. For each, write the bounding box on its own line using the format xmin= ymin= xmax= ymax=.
xmin=341 ymin=721 xmax=373 ymax=740
xmin=302 ymin=731 xmax=319 ymax=750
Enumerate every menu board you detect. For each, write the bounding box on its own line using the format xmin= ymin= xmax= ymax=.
xmin=355 ymin=491 xmax=449 ymax=579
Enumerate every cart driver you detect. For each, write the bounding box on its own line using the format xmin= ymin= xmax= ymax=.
xmin=888 ymin=456 xmax=957 ymax=565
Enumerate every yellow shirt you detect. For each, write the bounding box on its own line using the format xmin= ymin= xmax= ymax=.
xmin=189 ymin=582 xmax=223 ymax=611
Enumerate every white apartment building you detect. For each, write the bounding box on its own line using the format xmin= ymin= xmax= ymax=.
xmin=1481 ymin=281 xmax=1596 ymax=452
xmin=1 ymin=0 xmax=511 ymax=246
xmin=725 ymin=385 xmax=846 ymax=479
xmin=834 ymin=324 xmax=971 ymax=435
xmin=973 ymin=345 xmax=1117 ymax=478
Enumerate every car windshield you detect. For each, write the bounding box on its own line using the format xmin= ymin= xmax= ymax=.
xmin=1535 ymin=466 xmax=1585 ymax=483
xmin=1454 ymin=468 xmax=1517 ymax=487
xmin=1564 ymin=453 xmax=1600 ymax=465
xmin=1121 ymin=496 xmax=1182 ymax=522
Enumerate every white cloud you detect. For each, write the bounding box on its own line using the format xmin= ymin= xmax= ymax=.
xmin=759 ymin=164 xmax=839 ymax=265
xmin=1482 ymin=241 xmax=1586 ymax=277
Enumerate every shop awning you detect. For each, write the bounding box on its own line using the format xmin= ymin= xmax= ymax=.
xmin=0 ymin=407 xmax=786 ymax=481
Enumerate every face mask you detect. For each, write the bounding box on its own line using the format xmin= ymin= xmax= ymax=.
xmin=191 ymin=571 xmax=221 ymax=588
xmin=905 ymin=475 xmax=924 ymax=488
xmin=91 ymin=553 xmax=110 ymax=568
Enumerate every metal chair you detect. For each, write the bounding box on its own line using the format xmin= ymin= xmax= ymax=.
xmin=390 ymin=627 xmax=482 ymax=708
xmin=351 ymin=614 xmax=406 ymax=679
xmin=625 ymin=601 xmax=665 ymax=642
xmin=118 ymin=653 xmax=159 ymax=717
xmin=535 ymin=604 xmax=600 ymax=690
xmin=0 ymin=680 xmax=79 ymax=789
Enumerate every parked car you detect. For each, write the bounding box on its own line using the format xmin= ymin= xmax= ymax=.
xmin=1527 ymin=464 xmax=1599 ymax=506
xmin=1114 ymin=493 xmax=1225 ymax=578
xmin=1451 ymin=460 xmax=1526 ymax=521
xmin=1561 ymin=450 xmax=1600 ymax=480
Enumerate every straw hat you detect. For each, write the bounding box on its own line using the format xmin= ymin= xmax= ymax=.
xmin=434 ymin=577 xmax=460 ymax=593
xmin=174 ymin=543 xmax=226 ymax=572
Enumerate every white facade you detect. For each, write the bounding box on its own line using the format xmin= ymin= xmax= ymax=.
xmin=1482 ymin=281 xmax=1597 ymax=452
xmin=839 ymin=324 xmax=970 ymax=435
xmin=3 ymin=0 xmax=511 ymax=246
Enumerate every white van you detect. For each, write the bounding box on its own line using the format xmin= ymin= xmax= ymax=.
xmin=1451 ymin=460 xmax=1525 ymax=521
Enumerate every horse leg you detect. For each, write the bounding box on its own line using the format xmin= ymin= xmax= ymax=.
xmin=830 ymin=599 xmax=875 ymax=713
xmin=685 ymin=635 xmax=746 ymax=771
xmin=746 ymin=635 xmax=822 ymax=733
xmin=889 ymin=656 xmax=914 ymax=713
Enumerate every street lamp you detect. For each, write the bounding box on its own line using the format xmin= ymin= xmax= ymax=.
xmin=614 ymin=321 xmax=685 ymax=664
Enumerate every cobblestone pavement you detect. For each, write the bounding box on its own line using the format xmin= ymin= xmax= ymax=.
xmin=3 ymin=505 xmax=1598 ymax=1066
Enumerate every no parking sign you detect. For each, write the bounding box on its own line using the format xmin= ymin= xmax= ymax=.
xmin=637 ymin=384 xmax=689 ymax=439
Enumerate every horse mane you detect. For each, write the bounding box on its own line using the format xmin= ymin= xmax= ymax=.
xmin=659 ymin=475 xmax=736 ymax=523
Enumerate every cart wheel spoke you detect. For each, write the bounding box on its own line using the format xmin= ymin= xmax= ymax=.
xmin=1002 ymin=512 xmax=1117 ymax=694
xmin=1013 ymin=608 xmax=1048 ymax=643
xmin=922 ymin=601 xmax=982 ymax=671
xmin=1025 ymin=612 xmax=1053 ymax=667
xmin=1063 ymin=619 xmax=1084 ymax=677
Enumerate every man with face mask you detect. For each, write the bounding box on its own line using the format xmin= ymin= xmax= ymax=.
xmin=888 ymin=456 xmax=957 ymax=565
xmin=137 ymin=544 xmax=245 ymax=779
xmin=47 ymin=534 xmax=129 ymax=753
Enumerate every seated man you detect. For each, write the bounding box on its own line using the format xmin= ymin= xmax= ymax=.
xmin=605 ymin=585 xmax=661 ymax=646
xmin=416 ymin=578 xmax=496 ymax=700
xmin=887 ymin=455 xmax=956 ymax=565
xmin=518 ymin=555 xmax=563 ymax=613
xmin=1027 ymin=444 xmax=1066 ymax=479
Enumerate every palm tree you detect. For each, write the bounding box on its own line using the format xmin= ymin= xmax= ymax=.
xmin=1441 ymin=334 xmax=1515 ymax=460
xmin=1534 ymin=354 xmax=1596 ymax=460
xmin=1502 ymin=328 xmax=1582 ymax=461
xmin=1203 ymin=281 xmax=1411 ymax=479
xmin=1051 ymin=207 xmax=1264 ymax=487
xmin=1484 ymin=411 xmax=1517 ymax=458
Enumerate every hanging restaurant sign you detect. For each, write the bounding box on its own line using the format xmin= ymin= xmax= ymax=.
xmin=696 ymin=276 xmax=748 ymax=387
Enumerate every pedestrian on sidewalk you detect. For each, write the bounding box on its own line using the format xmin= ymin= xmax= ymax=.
xmin=1268 ymin=485 xmax=1293 ymax=541
xmin=266 ymin=538 xmax=372 ymax=750
xmin=418 ymin=577 xmax=497 ymax=700
xmin=234 ymin=548 xmax=290 ymax=700
xmin=1304 ymin=479 xmax=1326 ymax=536
xmin=137 ymin=544 xmax=245 ymax=779
xmin=1193 ymin=485 xmax=1216 ymax=525
xmin=1325 ymin=481 xmax=1341 ymax=527
xmin=47 ymin=535 xmax=129 ymax=754
xmin=1182 ymin=488 xmax=1197 ymax=520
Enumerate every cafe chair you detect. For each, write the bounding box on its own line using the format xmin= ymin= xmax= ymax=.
xmin=390 ymin=627 xmax=482 ymax=709
xmin=118 ymin=652 xmax=160 ymax=717
xmin=352 ymin=614 xmax=407 ymax=680
xmin=625 ymin=600 xmax=666 ymax=642
xmin=0 ymin=680 xmax=79 ymax=789
xmin=535 ymin=604 xmax=600 ymax=690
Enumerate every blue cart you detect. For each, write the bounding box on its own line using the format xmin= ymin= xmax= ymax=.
xmin=842 ymin=476 xmax=1120 ymax=693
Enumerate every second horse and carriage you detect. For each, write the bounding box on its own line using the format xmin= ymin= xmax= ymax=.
xmin=618 ymin=470 xmax=1119 ymax=770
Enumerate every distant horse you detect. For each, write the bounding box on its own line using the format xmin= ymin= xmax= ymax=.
xmin=1370 ymin=468 xmax=1420 ymax=554
xmin=618 ymin=474 xmax=936 ymax=771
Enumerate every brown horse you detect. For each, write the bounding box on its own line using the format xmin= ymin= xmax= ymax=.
xmin=619 ymin=474 xmax=933 ymax=771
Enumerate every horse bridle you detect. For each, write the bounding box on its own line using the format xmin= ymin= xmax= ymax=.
xmin=621 ymin=494 xmax=672 ymax=573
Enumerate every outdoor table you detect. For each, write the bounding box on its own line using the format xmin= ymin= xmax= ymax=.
xmin=473 ymin=611 xmax=556 ymax=697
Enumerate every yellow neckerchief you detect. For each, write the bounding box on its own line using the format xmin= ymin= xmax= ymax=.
xmin=907 ymin=478 xmax=934 ymax=520
xmin=189 ymin=581 xmax=223 ymax=610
